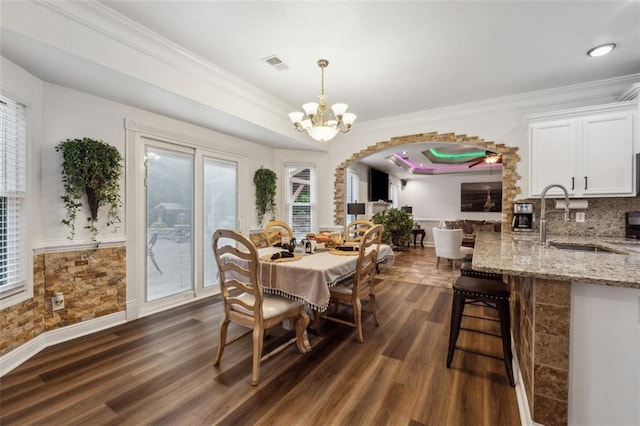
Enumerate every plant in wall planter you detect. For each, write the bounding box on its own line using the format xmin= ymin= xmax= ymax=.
xmin=56 ymin=137 xmax=123 ymax=242
xmin=372 ymin=207 xmax=413 ymax=247
xmin=253 ymin=167 xmax=277 ymax=227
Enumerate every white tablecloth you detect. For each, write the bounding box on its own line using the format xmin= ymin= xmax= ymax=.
xmin=250 ymin=244 xmax=394 ymax=312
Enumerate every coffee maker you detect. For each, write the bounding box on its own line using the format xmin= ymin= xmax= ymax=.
xmin=512 ymin=203 xmax=534 ymax=232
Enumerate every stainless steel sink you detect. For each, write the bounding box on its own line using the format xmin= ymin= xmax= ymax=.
xmin=548 ymin=242 xmax=620 ymax=253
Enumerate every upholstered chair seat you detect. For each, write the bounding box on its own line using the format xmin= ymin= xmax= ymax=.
xmin=232 ymin=293 xmax=305 ymax=319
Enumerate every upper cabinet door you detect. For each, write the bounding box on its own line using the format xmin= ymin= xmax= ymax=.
xmin=581 ymin=111 xmax=634 ymax=196
xmin=527 ymin=101 xmax=638 ymax=198
xmin=529 ymin=119 xmax=578 ymax=197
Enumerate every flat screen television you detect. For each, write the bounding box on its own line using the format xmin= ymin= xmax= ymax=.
xmin=368 ymin=167 xmax=389 ymax=202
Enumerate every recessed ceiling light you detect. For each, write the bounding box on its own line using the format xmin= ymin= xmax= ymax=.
xmin=587 ymin=43 xmax=616 ymax=57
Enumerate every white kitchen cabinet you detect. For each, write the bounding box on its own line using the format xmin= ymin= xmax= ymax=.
xmin=581 ymin=111 xmax=634 ymax=195
xmin=529 ymin=119 xmax=579 ymax=196
xmin=527 ymin=101 xmax=637 ymax=198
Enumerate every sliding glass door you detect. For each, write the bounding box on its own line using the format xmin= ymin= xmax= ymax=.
xmin=203 ymin=157 xmax=237 ymax=288
xmin=142 ymin=140 xmax=238 ymax=310
xmin=145 ymin=145 xmax=194 ymax=301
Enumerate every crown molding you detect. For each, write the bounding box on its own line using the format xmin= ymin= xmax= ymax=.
xmin=34 ymin=0 xmax=294 ymax=122
xmin=618 ymin=82 xmax=640 ymax=101
xmin=522 ymin=99 xmax=638 ymax=123
xmin=36 ymin=1 xmax=263 ymax=94
xmin=13 ymin=2 xmax=640 ymax=147
xmin=359 ymin=74 xmax=640 ymax=131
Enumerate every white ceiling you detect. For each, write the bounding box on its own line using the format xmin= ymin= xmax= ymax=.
xmin=100 ymin=0 xmax=640 ymax=120
xmin=2 ymin=1 xmax=639 ymax=175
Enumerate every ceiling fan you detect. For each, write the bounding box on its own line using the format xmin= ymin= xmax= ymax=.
xmin=467 ymin=151 xmax=502 ymax=168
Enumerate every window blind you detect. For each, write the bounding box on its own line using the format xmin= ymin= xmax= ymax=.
xmin=283 ymin=165 xmax=316 ymax=239
xmin=1 ymin=95 xmax=27 ymax=299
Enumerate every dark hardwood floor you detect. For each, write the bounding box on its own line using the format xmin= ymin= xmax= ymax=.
xmin=1 ymin=247 xmax=520 ymax=425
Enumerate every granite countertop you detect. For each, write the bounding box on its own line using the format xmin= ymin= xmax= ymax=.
xmin=472 ymin=232 xmax=640 ymax=289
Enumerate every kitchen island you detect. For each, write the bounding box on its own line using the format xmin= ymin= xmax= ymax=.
xmin=472 ymin=232 xmax=640 ymax=426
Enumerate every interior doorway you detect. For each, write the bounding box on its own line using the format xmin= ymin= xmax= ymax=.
xmin=332 ymin=132 xmax=520 ymax=226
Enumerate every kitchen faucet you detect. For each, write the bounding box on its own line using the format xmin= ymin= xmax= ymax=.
xmin=539 ymin=184 xmax=571 ymax=246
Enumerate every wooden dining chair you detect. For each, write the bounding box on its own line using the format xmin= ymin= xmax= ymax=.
xmin=263 ymin=220 xmax=294 ymax=247
xmin=344 ymin=219 xmax=374 ymax=243
xmin=321 ymin=224 xmax=383 ymax=342
xmin=212 ymin=229 xmax=311 ymax=386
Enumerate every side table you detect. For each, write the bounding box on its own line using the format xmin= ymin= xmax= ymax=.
xmin=410 ymin=228 xmax=426 ymax=247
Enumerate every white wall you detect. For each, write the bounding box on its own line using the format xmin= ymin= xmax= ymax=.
xmin=347 ymin=162 xmax=369 ymax=207
xmin=347 ymin=162 xmax=503 ymax=222
xmin=38 ymin=82 xmax=275 ymax=246
xmin=399 ymin=172 xmax=503 ymax=221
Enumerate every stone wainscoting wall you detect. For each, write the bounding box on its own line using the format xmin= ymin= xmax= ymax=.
xmin=510 ymin=275 xmax=572 ymax=426
xmin=0 ymin=246 xmax=126 ymax=356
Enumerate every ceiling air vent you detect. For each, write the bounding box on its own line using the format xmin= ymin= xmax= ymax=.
xmin=262 ymin=55 xmax=289 ymax=71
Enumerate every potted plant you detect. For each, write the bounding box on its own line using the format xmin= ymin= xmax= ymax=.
xmin=56 ymin=137 xmax=123 ymax=241
xmin=372 ymin=207 xmax=413 ymax=247
xmin=253 ymin=167 xmax=277 ymax=227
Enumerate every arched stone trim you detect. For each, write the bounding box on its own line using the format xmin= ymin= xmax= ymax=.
xmin=334 ymin=131 xmax=521 ymax=227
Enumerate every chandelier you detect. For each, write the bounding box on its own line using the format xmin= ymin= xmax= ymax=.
xmin=288 ymin=59 xmax=356 ymax=142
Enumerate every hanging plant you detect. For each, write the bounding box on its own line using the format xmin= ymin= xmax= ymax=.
xmin=55 ymin=137 xmax=123 ymax=241
xmin=253 ymin=167 xmax=277 ymax=227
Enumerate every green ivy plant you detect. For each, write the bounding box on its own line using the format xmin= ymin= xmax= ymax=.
xmin=372 ymin=207 xmax=414 ymax=246
xmin=253 ymin=167 xmax=277 ymax=227
xmin=55 ymin=138 xmax=123 ymax=242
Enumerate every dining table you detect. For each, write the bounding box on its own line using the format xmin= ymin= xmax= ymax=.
xmin=249 ymin=244 xmax=395 ymax=312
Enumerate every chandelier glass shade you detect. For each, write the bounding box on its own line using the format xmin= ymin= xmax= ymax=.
xmin=289 ymin=59 xmax=356 ymax=142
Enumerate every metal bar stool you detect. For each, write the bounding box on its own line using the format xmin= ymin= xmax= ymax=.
xmin=446 ymin=275 xmax=515 ymax=386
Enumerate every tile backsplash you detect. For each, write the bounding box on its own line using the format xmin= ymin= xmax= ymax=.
xmin=522 ymin=197 xmax=640 ymax=237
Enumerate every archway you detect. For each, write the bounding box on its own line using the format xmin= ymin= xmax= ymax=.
xmin=333 ymin=131 xmax=521 ymax=226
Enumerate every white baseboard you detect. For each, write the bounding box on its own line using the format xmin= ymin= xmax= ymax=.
xmin=0 ymin=311 xmax=127 ymax=377
xmin=126 ymin=299 xmax=139 ymax=321
xmin=512 ymin=336 xmax=542 ymax=426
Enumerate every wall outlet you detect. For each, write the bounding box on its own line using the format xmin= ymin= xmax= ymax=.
xmin=52 ymin=293 xmax=65 ymax=311
xmin=576 ymin=212 xmax=586 ymax=223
